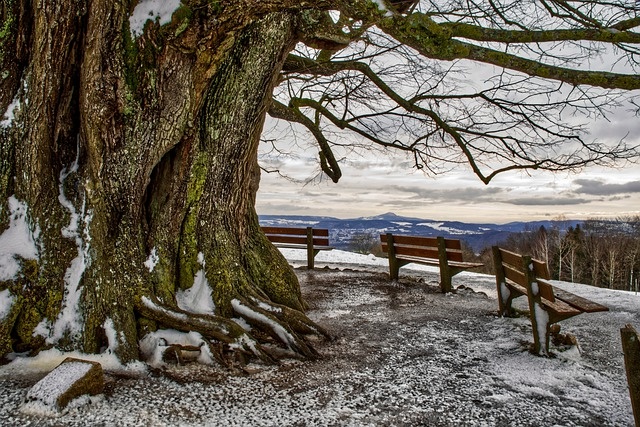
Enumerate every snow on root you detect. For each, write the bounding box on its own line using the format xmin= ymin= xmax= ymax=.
xmin=231 ymin=299 xmax=296 ymax=350
xmin=21 ymin=358 xmax=103 ymax=416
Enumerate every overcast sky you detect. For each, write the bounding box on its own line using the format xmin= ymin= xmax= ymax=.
xmin=256 ymin=153 xmax=639 ymax=224
xmin=256 ymin=112 xmax=640 ymax=224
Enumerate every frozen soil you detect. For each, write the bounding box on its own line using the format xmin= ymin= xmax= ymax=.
xmin=0 ymin=265 xmax=636 ymax=426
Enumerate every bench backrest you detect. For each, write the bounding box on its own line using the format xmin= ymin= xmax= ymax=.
xmin=492 ymin=247 xmax=555 ymax=302
xmin=261 ymin=226 xmax=330 ymax=247
xmin=380 ymin=234 xmax=463 ymax=262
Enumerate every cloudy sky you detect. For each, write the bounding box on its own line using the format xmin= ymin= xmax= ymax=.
xmin=256 ymin=153 xmax=639 ymax=224
xmin=256 ymin=113 xmax=640 ymax=224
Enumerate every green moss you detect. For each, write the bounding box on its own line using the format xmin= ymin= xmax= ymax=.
xmin=122 ymin=22 xmax=141 ymax=92
xmin=177 ymin=154 xmax=209 ymax=290
xmin=122 ymin=87 xmax=138 ymax=117
xmin=208 ymin=0 xmax=222 ymax=14
xmin=173 ymin=5 xmax=193 ymax=35
xmin=0 ymin=5 xmax=14 ymax=41
xmin=0 ymin=0 xmax=16 ymax=63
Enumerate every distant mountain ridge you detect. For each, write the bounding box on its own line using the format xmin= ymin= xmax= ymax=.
xmin=259 ymin=213 xmax=582 ymax=252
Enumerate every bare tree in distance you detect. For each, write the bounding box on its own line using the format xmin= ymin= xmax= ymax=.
xmin=1 ymin=0 xmax=639 ymax=365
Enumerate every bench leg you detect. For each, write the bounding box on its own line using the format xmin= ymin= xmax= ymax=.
xmin=439 ymin=270 xmax=453 ymax=293
xmin=388 ymin=257 xmax=400 ymax=280
xmin=386 ymin=233 xmax=401 ymax=280
xmin=306 ymin=227 xmax=314 ymax=269
xmin=437 ymin=237 xmax=453 ymax=293
xmin=307 ymin=248 xmax=314 ymax=270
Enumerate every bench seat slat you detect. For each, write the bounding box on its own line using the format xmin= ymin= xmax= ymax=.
xmin=503 ymin=264 xmax=526 ymax=288
xmin=266 ymin=236 xmax=330 ymax=246
xmin=551 ymin=287 xmax=609 ymax=313
xmin=381 ymin=234 xmax=438 ymax=247
xmin=381 ymin=241 xmax=464 ymax=262
xmin=265 ymin=235 xmax=308 ymax=245
xmin=269 ymin=243 xmax=333 ymax=251
xmin=540 ymin=297 xmax=582 ymax=318
xmin=395 ymin=254 xmax=482 ymax=269
xmin=393 ymin=254 xmax=439 ymax=267
xmin=389 ymin=245 xmax=441 ymax=260
xmin=262 ymin=227 xmax=329 ymax=237
xmin=262 ymin=227 xmax=308 ymax=236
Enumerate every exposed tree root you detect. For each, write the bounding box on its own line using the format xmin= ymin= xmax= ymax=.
xmin=136 ymin=295 xmax=275 ymax=364
xmin=136 ymin=293 xmax=329 ymax=366
xmin=231 ymin=298 xmax=319 ymax=359
xmin=247 ymin=296 xmax=332 ymax=340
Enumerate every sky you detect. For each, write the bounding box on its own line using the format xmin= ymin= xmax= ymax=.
xmin=257 ymin=71 xmax=640 ymax=224
xmin=256 ymin=115 xmax=640 ymax=224
xmin=256 ymin=153 xmax=640 ymax=223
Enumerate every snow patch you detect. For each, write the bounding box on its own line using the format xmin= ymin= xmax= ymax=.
xmin=257 ymin=301 xmax=282 ymax=314
xmin=0 ymin=97 xmax=20 ymax=128
xmin=139 ymin=329 xmax=213 ymax=367
xmin=129 ymin=0 xmax=182 ymax=38
xmin=176 ymin=252 xmax=216 ymax=315
xmin=229 ymin=333 xmax=261 ymax=356
xmin=231 ymin=299 xmax=296 ymax=350
xmin=45 ymin=150 xmax=92 ymax=345
xmin=499 ymin=281 xmax=510 ymax=306
xmin=371 ymin=0 xmax=393 ymax=16
xmin=144 ymin=247 xmax=159 ymax=272
xmin=232 ymin=317 xmax=252 ymax=331
xmin=141 ymin=296 xmax=189 ymax=322
xmin=103 ymin=318 xmax=119 ymax=354
xmin=24 ymin=361 xmax=93 ymax=408
xmin=3 ymin=349 xmax=144 ymax=379
xmin=533 ymin=303 xmax=550 ymax=353
xmin=0 ymin=289 xmax=15 ymax=320
xmin=0 ymin=196 xmax=40 ymax=281
xmin=416 ymin=222 xmax=480 ymax=235
xmin=531 ymin=281 xmax=539 ymax=295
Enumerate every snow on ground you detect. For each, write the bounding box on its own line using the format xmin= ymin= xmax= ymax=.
xmin=129 ymin=0 xmax=182 ymax=38
xmin=0 ymin=249 xmax=638 ymax=426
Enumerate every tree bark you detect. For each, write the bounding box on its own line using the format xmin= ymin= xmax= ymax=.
xmin=0 ymin=3 xmax=326 ymax=364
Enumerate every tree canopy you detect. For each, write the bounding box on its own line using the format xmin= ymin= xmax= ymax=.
xmin=266 ymin=0 xmax=639 ymax=185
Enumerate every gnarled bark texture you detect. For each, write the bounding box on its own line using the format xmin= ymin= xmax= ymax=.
xmin=0 ymin=2 xmax=327 ymax=365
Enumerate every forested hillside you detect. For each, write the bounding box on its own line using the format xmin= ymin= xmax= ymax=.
xmin=480 ymin=217 xmax=640 ymax=291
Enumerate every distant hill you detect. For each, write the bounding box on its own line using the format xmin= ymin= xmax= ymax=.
xmin=258 ymin=213 xmax=582 ymax=252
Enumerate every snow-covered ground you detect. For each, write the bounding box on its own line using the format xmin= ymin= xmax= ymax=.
xmin=0 ymin=249 xmax=638 ymax=426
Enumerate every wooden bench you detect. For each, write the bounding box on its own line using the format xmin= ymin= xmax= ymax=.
xmin=261 ymin=226 xmax=333 ymax=269
xmin=380 ymin=233 xmax=483 ymax=293
xmin=492 ymin=246 xmax=609 ymax=355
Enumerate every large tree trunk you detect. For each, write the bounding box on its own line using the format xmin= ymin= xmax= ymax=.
xmin=0 ymin=2 xmax=326 ymax=365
